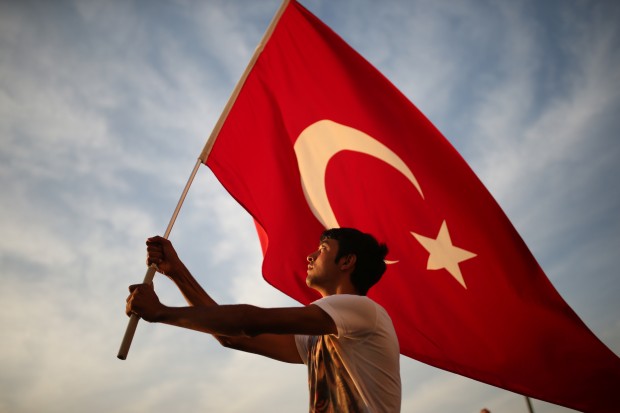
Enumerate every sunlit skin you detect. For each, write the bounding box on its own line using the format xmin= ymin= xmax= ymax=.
xmin=125 ymin=236 xmax=359 ymax=363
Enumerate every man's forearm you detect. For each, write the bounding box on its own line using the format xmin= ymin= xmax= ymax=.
xmin=168 ymin=263 xmax=218 ymax=308
xmin=156 ymin=304 xmax=257 ymax=337
xmin=154 ymin=304 xmax=304 ymax=364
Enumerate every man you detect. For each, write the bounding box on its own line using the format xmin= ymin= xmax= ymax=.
xmin=126 ymin=228 xmax=401 ymax=412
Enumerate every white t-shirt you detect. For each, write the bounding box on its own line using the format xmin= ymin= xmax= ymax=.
xmin=295 ymin=294 xmax=401 ymax=412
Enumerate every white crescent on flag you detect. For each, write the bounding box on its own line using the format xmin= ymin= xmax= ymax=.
xmin=294 ymin=119 xmax=424 ymax=229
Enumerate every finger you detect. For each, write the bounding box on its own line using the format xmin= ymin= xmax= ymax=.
xmin=146 ymin=246 xmax=164 ymax=258
xmin=146 ymin=244 xmax=165 ymax=267
xmin=146 ymin=242 xmax=163 ymax=256
xmin=148 ymin=236 xmax=174 ymax=253
xmin=146 ymin=242 xmax=162 ymax=251
xmin=126 ymin=303 xmax=138 ymax=318
xmin=126 ymin=286 xmax=141 ymax=302
xmin=146 ymin=235 xmax=166 ymax=245
xmin=146 ymin=250 xmax=163 ymax=261
xmin=126 ymin=294 xmax=136 ymax=316
xmin=146 ymin=256 xmax=163 ymax=267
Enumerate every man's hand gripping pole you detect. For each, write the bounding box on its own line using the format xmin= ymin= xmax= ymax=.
xmin=117 ymin=264 xmax=157 ymax=360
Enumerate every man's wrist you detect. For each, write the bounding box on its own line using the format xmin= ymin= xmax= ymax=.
xmin=150 ymin=304 xmax=170 ymax=323
xmin=166 ymin=263 xmax=188 ymax=280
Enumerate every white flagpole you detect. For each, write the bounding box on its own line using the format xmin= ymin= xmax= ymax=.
xmin=524 ymin=396 xmax=535 ymax=413
xmin=117 ymin=0 xmax=291 ymax=360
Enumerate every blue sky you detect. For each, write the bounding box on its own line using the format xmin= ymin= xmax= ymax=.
xmin=1 ymin=0 xmax=619 ymax=412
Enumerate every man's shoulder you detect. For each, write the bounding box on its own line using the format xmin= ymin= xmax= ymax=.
xmin=312 ymin=294 xmax=390 ymax=332
xmin=317 ymin=294 xmax=389 ymax=314
xmin=314 ymin=293 xmax=375 ymax=305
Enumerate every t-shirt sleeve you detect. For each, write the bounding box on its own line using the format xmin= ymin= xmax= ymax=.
xmin=313 ymin=295 xmax=377 ymax=339
xmin=294 ymin=334 xmax=309 ymax=364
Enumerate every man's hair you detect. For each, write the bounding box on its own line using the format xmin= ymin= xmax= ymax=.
xmin=320 ymin=228 xmax=388 ymax=295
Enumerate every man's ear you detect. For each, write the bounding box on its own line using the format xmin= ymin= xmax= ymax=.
xmin=340 ymin=254 xmax=357 ymax=270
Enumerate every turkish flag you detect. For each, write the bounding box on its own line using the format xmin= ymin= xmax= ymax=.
xmin=204 ymin=0 xmax=620 ymax=411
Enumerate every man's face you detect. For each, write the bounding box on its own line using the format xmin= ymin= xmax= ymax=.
xmin=305 ymin=238 xmax=341 ymax=290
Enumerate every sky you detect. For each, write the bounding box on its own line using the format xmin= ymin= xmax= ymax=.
xmin=1 ymin=0 xmax=619 ymax=412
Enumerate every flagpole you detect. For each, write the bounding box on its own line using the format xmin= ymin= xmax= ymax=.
xmin=198 ymin=0 xmax=291 ymax=162
xmin=117 ymin=158 xmax=203 ymax=360
xmin=524 ymin=396 xmax=535 ymax=413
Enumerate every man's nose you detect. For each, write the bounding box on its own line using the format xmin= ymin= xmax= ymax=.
xmin=307 ymin=252 xmax=316 ymax=262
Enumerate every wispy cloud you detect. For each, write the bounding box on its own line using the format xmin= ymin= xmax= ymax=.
xmin=0 ymin=1 xmax=618 ymax=412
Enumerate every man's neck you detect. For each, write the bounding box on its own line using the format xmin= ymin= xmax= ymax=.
xmin=320 ymin=284 xmax=359 ymax=297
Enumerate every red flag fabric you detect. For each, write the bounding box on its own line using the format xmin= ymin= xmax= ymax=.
xmin=204 ymin=1 xmax=620 ymax=411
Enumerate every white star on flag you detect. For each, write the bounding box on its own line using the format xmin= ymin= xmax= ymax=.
xmin=411 ymin=220 xmax=477 ymax=288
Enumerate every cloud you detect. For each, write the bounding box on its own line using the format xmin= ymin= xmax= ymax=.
xmin=0 ymin=1 xmax=618 ymax=412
